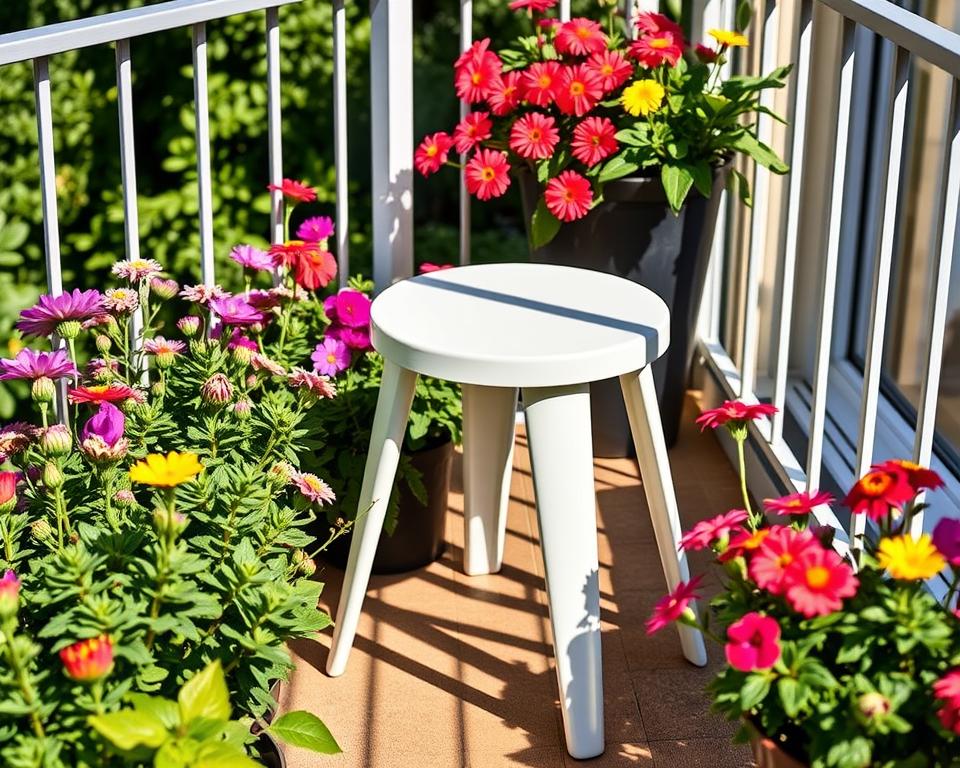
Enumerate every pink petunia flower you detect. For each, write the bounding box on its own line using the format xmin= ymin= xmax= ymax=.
xmin=297 ymin=216 xmax=335 ymax=243
xmin=933 ymin=518 xmax=960 ymax=566
xmin=333 ymin=290 xmax=372 ymax=329
xmin=783 ymin=546 xmax=858 ymax=617
xmin=748 ymin=525 xmax=818 ymax=595
xmin=646 ymin=575 xmax=703 ymax=634
xmin=312 ymin=337 xmax=352 ymax=377
xmin=327 ymin=324 xmax=372 ymax=351
xmin=679 ymin=508 xmax=748 ymax=552
xmin=17 ymin=290 xmax=104 ymax=338
xmin=724 ymin=612 xmax=781 ymax=672
xmin=0 ymin=348 xmax=77 ymax=382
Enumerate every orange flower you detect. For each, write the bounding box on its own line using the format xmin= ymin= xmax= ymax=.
xmin=60 ymin=635 xmax=114 ymax=682
xmin=842 ymin=467 xmax=915 ymax=521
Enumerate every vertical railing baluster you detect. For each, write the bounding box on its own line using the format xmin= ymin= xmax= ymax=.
xmin=851 ymin=43 xmax=909 ymax=550
xmin=805 ymin=18 xmax=856 ymax=491
xmin=192 ymin=22 xmax=215 ymax=287
xmin=738 ymin=0 xmax=781 ymax=408
xmin=32 ymin=55 xmax=69 ymax=422
xmin=115 ymin=38 xmax=148 ymax=384
xmin=910 ymin=79 xmax=960 ymax=537
xmin=266 ymin=7 xmax=284 ymax=247
xmin=332 ymin=0 xmax=350 ymax=283
xmin=770 ymin=0 xmax=812 ymax=444
xmin=459 ymin=0 xmax=471 ymax=267
xmin=560 ymin=0 xmax=571 ymax=23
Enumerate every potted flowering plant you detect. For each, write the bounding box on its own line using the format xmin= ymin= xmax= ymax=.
xmin=646 ymin=400 xmax=960 ymax=767
xmin=0 ymin=190 xmax=349 ymax=763
xmin=305 ymin=275 xmax=463 ymax=574
xmin=415 ymin=2 xmax=789 ymax=453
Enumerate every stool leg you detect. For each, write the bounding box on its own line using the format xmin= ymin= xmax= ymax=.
xmin=522 ymin=384 xmax=604 ymax=760
xmin=326 ymin=361 xmax=418 ymax=677
xmin=620 ymin=367 xmax=708 ymax=668
xmin=462 ymin=384 xmax=518 ymax=576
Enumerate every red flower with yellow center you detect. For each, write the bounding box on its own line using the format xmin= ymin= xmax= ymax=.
xmin=465 ymin=149 xmax=511 ymax=201
xmin=555 ymin=64 xmax=603 ymax=116
xmin=521 ymin=61 xmax=563 ymax=107
xmin=842 ymin=467 xmax=915 ymax=521
xmin=488 ymin=71 xmax=522 ymax=116
xmin=629 ymin=31 xmax=684 ymax=67
xmin=60 ymin=635 xmax=114 ymax=682
xmin=571 ymin=116 xmax=619 ymax=167
xmin=875 ymin=459 xmax=944 ymax=494
xmin=452 ymin=111 xmax=493 ymax=154
xmin=415 ymin=132 xmax=454 ymax=176
xmin=508 ymin=112 xmax=559 ymax=160
xmin=266 ymin=178 xmax=317 ymax=203
xmin=586 ymin=50 xmax=633 ymax=93
xmin=554 ymin=17 xmax=608 ymax=57
xmin=764 ymin=490 xmax=834 ymax=517
xmin=455 ymin=39 xmax=502 ymax=103
xmin=68 ymin=383 xmax=141 ymax=405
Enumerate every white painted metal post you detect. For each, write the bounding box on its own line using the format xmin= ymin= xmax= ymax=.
xmin=266 ymin=6 xmax=284 ymax=245
xmin=459 ymin=0 xmax=472 ymax=267
xmin=333 ymin=0 xmax=350 ymax=283
xmin=370 ymin=0 xmax=413 ymax=289
xmin=192 ymin=22 xmax=215 ymax=286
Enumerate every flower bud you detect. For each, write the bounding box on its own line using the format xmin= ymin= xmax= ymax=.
xmin=0 ymin=472 xmax=17 ymax=513
xmin=177 ymin=316 xmax=200 ymax=337
xmin=40 ymin=424 xmax=72 ymax=458
xmin=95 ymin=335 xmax=112 ymax=353
xmin=246 ymin=374 xmax=257 ymax=389
xmin=200 ymin=373 xmax=233 ymax=406
xmin=231 ymin=344 xmax=253 ymax=365
xmin=153 ymin=506 xmax=187 ymax=537
xmin=43 ymin=461 xmax=64 ymax=490
xmin=0 ymin=571 xmax=20 ymax=618
xmin=857 ymin=692 xmax=891 ymax=721
xmin=232 ymin=397 xmax=252 ymax=420
xmin=149 ymin=278 xmax=180 ymax=300
xmin=60 ymin=635 xmax=113 ymax=682
xmin=81 ymin=436 xmax=129 ymax=464
xmin=30 ymin=519 xmax=54 ymax=545
xmin=293 ymin=550 xmax=317 ymax=577
xmin=56 ymin=320 xmax=81 ymax=340
xmin=31 ymin=376 xmax=55 ymax=404
xmin=151 ymin=381 xmax=166 ymax=398
xmin=268 ymin=461 xmax=295 ymax=486
xmin=113 ymin=489 xmax=136 ymax=508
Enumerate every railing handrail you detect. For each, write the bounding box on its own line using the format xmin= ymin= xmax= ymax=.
xmin=0 ymin=0 xmax=299 ymax=67
xmin=818 ymin=0 xmax=960 ymax=75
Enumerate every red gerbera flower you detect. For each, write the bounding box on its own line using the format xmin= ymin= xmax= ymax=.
xmin=453 ymin=111 xmax=493 ymax=154
xmin=508 ymin=0 xmax=556 ymax=10
xmin=455 ymin=38 xmax=502 ymax=103
xmin=292 ymin=248 xmax=338 ymax=291
xmin=68 ymin=383 xmax=141 ymax=405
xmin=571 ymin=116 xmax=618 ymax=166
xmin=508 ymin=112 xmax=559 ymax=160
xmin=749 ymin=526 xmax=819 ymax=595
xmin=875 ymin=459 xmax=944 ymax=494
xmin=465 ymin=149 xmax=511 ymax=201
xmin=555 ymin=64 xmax=604 ymax=116
xmin=842 ymin=467 xmax=915 ymax=521
xmin=488 ymin=71 xmax=522 ymax=116
xmin=520 ymin=61 xmax=563 ymax=107
xmin=629 ymin=31 xmax=684 ymax=68
xmin=764 ymin=490 xmax=834 ymax=517
xmin=554 ymin=17 xmax=607 ymax=57
xmin=695 ymin=400 xmax=778 ymax=431
xmin=586 ymin=50 xmax=633 ymax=93
xmin=544 ymin=170 xmax=593 ymax=222
xmin=783 ymin=546 xmax=859 ymax=618
xmin=266 ymin=178 xmax=317 ymax=203
xmin=635 ymin=11 xmax=684 ymax=39
xmin=645 ymin=575 xmax=702 ymax=635
xmin=415 ymin=132 xmax=454 ymax=176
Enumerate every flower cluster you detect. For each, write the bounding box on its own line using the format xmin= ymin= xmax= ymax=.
xmin=416 ymin=7 xmax=789 ymax=243
xmin=652 ymin=400 xmax=960 ymax=763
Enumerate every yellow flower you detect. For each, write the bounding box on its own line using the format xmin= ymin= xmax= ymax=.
xmin=129 ymin=451 xmax=204 ymax=487
xmin=709 ymin=28 xmax=749 ymax=47
xmin=621 ymin=80 xmax=665 ymax=117
xmin=876 ymin=534 xmax=946 ymax=580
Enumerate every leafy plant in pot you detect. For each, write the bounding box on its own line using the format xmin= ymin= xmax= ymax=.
xmin=647 ymin=400 xmax=960 ymax=768
xmin=414 ymin=1 xmax=790 ymax=453
xmin=305 ymin=277 xmax=463 ymax=575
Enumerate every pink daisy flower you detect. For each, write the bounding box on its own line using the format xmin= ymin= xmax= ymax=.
xmin=102 ymin=288 xmax=140 ymax=315
xmin=465 ymin=149 xmax=511 ymax=201
xmin=453 ymin=111 xmax=493 ymax=154
xmin=509 ymin=112 xmax=560 ymax=160
xmin=935 ymin=670 xmax=960 ymax=734
xmin=634 ymin=11 xmax=684 ymax=38
xmin=586 ymin=50 xmax=633 ymax=93
xmin=696 ymin=400 xmax=778 ymax=431
xmin=297 ymin=216 xmax=335 ymax=243
xmin=454 ymin=39 xmax=502 ymax=103
xmin=725 ymin=612 xmax=781 ymax=672
xmin=679 ymin=508 xmax=748 ymax=552
xmin=508 ymin=0 xmax=556 ymax=10
xmin=520 ymin=61 xmax=563 ymax=107
xmin=111 ymin=258 xmax=163 ymax=283
xmin=629 ymin=31 xmax=684 ymax=68
xmin=783 ymin=546 xmax=858 ymax=618
xmin=230 ymin=244 xmax=277 ymax=272
xmin=748 ymin=526 xmax=818 ymax=595
xmin=764 ymin=490 xmax=834 ymax=517
xmin=291 ymin=470 xmax=336 ymax=505
xmin=0 ymin=348 xmax=77 ymax=382
xmin=415 ymin=132 xmax=455 ymax=176
xmin=554 ymin=18 xmax=607 ymax=57
xmin=267 ymin=179 xmax=317 ymax=203
xmin=645 ymin=575 xmax=703 ymax=635
xmin=555 ymin=64 xmax=603 ymax=117
xmin=312 ymin=337 xmax=352 ymax=377
xmin=179 ymin=284 xmax=230 ymax=305
xmin=17 ymin=289 xmax=104 ymax=338
xmin=544 ymin=170 xmax=593 ymax=222
xmin=488 ymin=71 xmax=522 ymax=116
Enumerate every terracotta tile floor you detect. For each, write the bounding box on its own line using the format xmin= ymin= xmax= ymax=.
xmin=280 ymin=393 xmax=754 ymax=767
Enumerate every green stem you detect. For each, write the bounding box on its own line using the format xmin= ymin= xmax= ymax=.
xmin=3 ymin=618 xmax=45 ymax=738
xmin=144 ymin=490 xmax=175 ymax=651
xmin=736 ymin=436 xmax=758 ymax=529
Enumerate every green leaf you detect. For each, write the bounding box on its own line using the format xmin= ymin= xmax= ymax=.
xmin=194 ymin=743 xmax=262 ymax=768
xmin=731 ymin=132 xmax=789 ymax=173
xmin=178 ymin=661 xmax=231 ymax=724
xmin=736 ymin=0 xmax=754 ymax=32
xmin=730 ymin=169 xmax=752 ymax=207
xmin=690 ymin=162 xmax=713 ymax=198
xmin=529 ymin=197 xmax=561 ymax=250
xmin=777 ymin=677 xmax=803 ymax=718
xmin=661 ymin=164 xmax=694 ymax=213
xmin=740 ymin=674 xmax=771 ymax=710
xmin=598 ymin=155 xmax=639 ymax=184
xmin=269 ymin=711 xmax=342 ymax=755
xmin=89 ymin=710 xmax=170 ymax=751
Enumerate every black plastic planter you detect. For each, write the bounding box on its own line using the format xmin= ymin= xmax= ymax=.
xmin=520 ymin=166 xmax=728 ymax=453
xmin=255 ymin=732 xmax=286 ymax=768
xmin=322 ymin=439 xmax=453 ymax=574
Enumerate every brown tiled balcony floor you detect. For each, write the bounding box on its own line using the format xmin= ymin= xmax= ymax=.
xmin=280 ymin=393 xmax=755 ymax=767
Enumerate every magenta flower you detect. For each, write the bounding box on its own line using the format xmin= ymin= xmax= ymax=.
xmin=725 ymin=612 xmax=781 ymax=672
xmin=230 ymin=244 xmax=278 ymax=272
xmin=17 ymin=290 xmax=104 ymax=338
xmin=333 ymin=290 xmax=372 ymax=329
xmin=297 ymin=216 xmax=335 ymax=243
xmin=0 ymin=570 xmax=20 ymax=616
xmin=679 ymin=509 xmax=749 ymax=552
xmin=247 ymin=290 xmax=281 ymax=312
xmin=179 ymin=284 xmax=229 ymax=305
xmin=81 ymin=402 xmax=125 ymax=448
xmin=209 ymin=296 xmax=268 ymax=328
xmin=933 ymin=518 xmax=960 ymax=566
xmin=0 ymin=348 xmax=77 ymax=382
xmin=646 ymin=576 xmax=702 ymax=635
xmin=312 ymin=338 xmax=352 ymax=376
xmin=226 ymin=331 xmax=258 ymax=353
xmin=327 ymin=324 xmax=371 ymax=351
xmin=323 ymin=294 xmax=339 ymax=323
xmin=291 ymin=470 xmax=336 ymax=505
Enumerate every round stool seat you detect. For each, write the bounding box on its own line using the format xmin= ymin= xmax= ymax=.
xmin=371 ymin=262 xmax=670 ymax=387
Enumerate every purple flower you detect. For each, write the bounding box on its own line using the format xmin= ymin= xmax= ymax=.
xmin=209 ymin=296 xmax=268 ymax=328
xmin=333 ymin=290 xmax=372 ymax=329
xmin=226 ymin=331 xmax=258 ymax=353
xmin=933 ymin=518 xmax=960 ymax=566
xmin=248 ymin=290 xmax=281 ymax=312
xmin=323 ymin=294 xmax=339 ymax=324
xmin=17 ymin=289 xmax=103 ymax=338
xmin=230 ymin=244 xmax=277 ymax=272
xmin=297 ymin=216 xmax=335 ymax=243
xmin=0 ymin=348 xmax=77 ymax=381
xmin=312 ymin=337 xmax=352 ymax=376
xmin=327 ymin=324 xmax=371 ymax=351
xmin=81 ymin=402 xmax=125 ymax=448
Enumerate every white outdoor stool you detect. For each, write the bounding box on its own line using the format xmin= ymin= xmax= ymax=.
xmin=325 ymin=262 xmax=706 ymax=759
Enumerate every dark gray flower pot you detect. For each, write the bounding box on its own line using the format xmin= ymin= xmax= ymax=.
xmin=519 ymin=166 xmax=729 ymax=454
